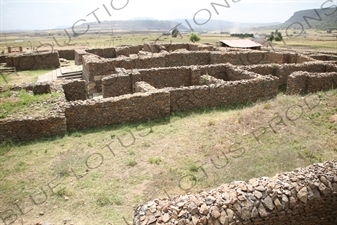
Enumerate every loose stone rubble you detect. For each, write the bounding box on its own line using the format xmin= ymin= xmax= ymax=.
xmin=134 ymin=161 xmax=337 ymax=225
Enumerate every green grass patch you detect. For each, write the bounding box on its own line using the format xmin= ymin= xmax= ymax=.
xmin=148 ymin=157 xmax=161 ymax=165
xmin=0 ymin=89 xmax=63 ymax=119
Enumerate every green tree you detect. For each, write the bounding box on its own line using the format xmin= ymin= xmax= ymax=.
xmin=189 ymin=32 xmax=201 ymax=43
xmin=267 ymin=31 xmax=275 ymax=42
xmin=171 ymin=28 xmax=179 ymax=38
xmin=267 ymin=30 xmax=283 ymax=42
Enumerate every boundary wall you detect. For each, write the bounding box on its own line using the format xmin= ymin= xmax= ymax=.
xmin=65 ymin=90 xmax=171 ymax=131
xmin=5 ymin=52 xmax=60 ymax=70
xmin=0 ymin=116 xmax=66 ymax=142
xmin=286 ymin=71 xmax=337 ymax=95
xmin=57 ymin=49 xmax=75 ymax=60
xmin=134 ymin=161 xmax=337 ymax=225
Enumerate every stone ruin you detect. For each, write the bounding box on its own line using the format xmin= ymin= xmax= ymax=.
xmin=1 ymin=43 xmax=337 ymax=142
xmin=1 ymin=43 xmax=337 ymax=224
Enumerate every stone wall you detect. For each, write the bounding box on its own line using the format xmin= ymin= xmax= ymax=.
xmin=286 ymin=71 xmax=337 ymax=95
xmin=57 ymin=49 xmax=75 ymax=60
xmin=143 ymin=43 xmax=215 ymax=53
xmin=102 ymin=70 xmax=141 ymax=98
xmin=169 ymin=75 xmax=279 ymax=112
xmin=75 ymin=49 xmax=90 ymax=65
xmin=308 ymin=54 xmax=337 ymax=61
xmin=135 ymin=81 xmax=156 ymax=93
xmin=101 ymin=63 xmax=261 ymax=98
xmin=86 ymin=47 xmax=116 ymax=58
xmin=6 ymin=52 xmax=60 ymax=70
xmin=133 ymin=161 xmax=337 ymax=225
xmin=116 ymin=46 xmax=130 ymax=57
xmin=139 ymin=67 xmax=192 ymax=89
xmin=65 ymin=90 xmax=170 ymax=131
xmin=62 ymin=80 xmax=87 ymax=101
xmin=84 ymin=51 xmax=284 ymax=92
xmin=0 ymin=55 xmax=6 ymax=63
xmin=6 ymin=82 xmax=51 ymax=95
xmin=0 ymin=116 xmax=66 ymax=142
xmin=241 ymin=62 xmax=337 ymax=88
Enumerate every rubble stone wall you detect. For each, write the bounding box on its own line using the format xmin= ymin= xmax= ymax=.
xmin=84 ymin=51 xmax=295 ymax=92
xmin=135 ymin=81 xmax=156 ymax=93
xmin=138 ymin=67 xmax=192 ymax=88
xmin=0 ymin=116 xmax=66 ymax=142
xmin=62 ymin=80 xmax=87 ymax=101
xmin=85 ymin=47 xmax=116 ymax=58
xmin=169 ymin=75 xmax=279 ymax=112
xmin=6 ymin=52 xmax=60 ymax=70
xmin=286 ymin=71 xmax=337 ymax=95
xmin=116 ymin=46 xmax=130 ymax=57
xmin=102 ymin=64 xmax=262 ymax=98
xmin=133 ymin=161 xmax=337 ymax=225
xmin=0 ymin=55 xmax=6 ymax=63
xmin=241 ymin=62 xmax=336 ymax=88
xmin=65 ymin=90 xmax=171 ymax=131
xmin=165 ymin=52 xmax=210 ymax=67
xmin=2 ymin=82 xmax=51 ymax=95
xmin=102 ymin=74 xmax=132 ymax=98
xmin=75 ymin=49 xmax=90 ymax=65
xmin=57 ymin=49 xmax=75 ymax=60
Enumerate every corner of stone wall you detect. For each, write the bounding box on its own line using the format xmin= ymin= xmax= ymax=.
xmin=116 ymin=46 xmax=130 ymax=57
xmin=286 ymin=71 xmax=308 ymax=95
xmin=62 ymin=80 xmax=87 ymax=101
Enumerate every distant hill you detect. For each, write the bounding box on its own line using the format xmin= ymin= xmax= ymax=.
xmin=279 ymin=8 xmax=337 ymax=29
xmin=174 ymin=19 xmax=281 ymax=31
xmin=73 ymin=19 xmax=281 ymax=33
xmin=75 ymin=20 xmax=189 ymax=32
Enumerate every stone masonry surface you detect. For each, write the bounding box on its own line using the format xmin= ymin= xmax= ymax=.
xmin=133 ymin=161 xmax=337 ymax=225
xmin=286 ymin=71 xmax=337 ymax=95
xmin=5 ymin=51 xmax=60 ymax=70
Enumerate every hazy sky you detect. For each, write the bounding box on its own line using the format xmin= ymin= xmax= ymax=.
xmin=0 ymin=0 xmax=336 ymax=31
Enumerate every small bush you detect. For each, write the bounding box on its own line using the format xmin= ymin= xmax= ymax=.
xmin=127 ymin=159 xmax=137 ymax=167
xmin=188 ymin=162 xmax=199 ymax=172
xmin=148 ymin=157 xmax=161 ymax=165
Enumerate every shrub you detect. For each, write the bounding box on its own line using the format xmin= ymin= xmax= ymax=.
xmin=189 ymin=32 xmax=201 ymax=43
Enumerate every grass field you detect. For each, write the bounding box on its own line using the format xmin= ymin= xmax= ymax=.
xmin=1 ymin=28 xmax=336 ymax=52
xmin=1 ymin=89 xmax=337 ymax=224
xmin=0 ymin=69 xmax=55 ymax=86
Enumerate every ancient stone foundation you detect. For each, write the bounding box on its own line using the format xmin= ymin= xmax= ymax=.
xmin=62 ymin=80 xmax=87 ymax=101
xmin=2 ymin=45 xmax=337 ymax=143
xmin=1 ymin=82 xmax=51 ymax=95
xmin=0 ymin=116 xmax=66 ymax=142
xmin=5 ymin=51 xmax=60 ymax=70
xmin=57 ymin=49 xmax=75 ymax=60
xmin=286 ymin=71 xmax=337 ymax=95
xmin=65 ymin=90 xmax=170 ymax=131
xmin=82 ymin=50 xmax=315 ymax=93
xmin=133 ymin=161 xmax=337 ymax=225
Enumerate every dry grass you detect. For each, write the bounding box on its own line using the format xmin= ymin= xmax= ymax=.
xmin=1 ymin=89 xmax=337 ymax=224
